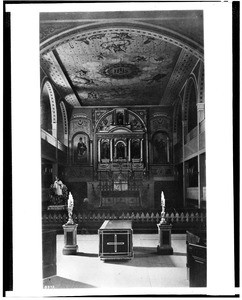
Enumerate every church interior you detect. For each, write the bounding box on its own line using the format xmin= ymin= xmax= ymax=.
xmin=40 ymin=10 xmax=206 ymax=289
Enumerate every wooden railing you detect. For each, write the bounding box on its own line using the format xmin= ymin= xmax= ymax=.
xmin=43 ymin=211 xmax=205 ymax=226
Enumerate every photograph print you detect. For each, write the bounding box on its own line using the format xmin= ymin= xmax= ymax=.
xmin=40 ymin=8 xmax=207 ymax=291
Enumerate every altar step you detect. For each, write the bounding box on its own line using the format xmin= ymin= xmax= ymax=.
xmin=43 ymin=234 xmax=188 ymax=289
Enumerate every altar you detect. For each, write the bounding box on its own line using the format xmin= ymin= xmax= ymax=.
xmin=101 ymin=190 xmax=140 ymax=207
xmin=98 ymin=220 xmax=133 ymax=260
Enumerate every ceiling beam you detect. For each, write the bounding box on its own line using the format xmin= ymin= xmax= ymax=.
xmin=52 ymin=49 xmax=83 ymax=106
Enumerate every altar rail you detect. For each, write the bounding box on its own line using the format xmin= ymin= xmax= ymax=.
xmin=42 ymin=211 xmax=206 ymax=233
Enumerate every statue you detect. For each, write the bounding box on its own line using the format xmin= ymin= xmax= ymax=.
xmin=53 ymin=176 xmax=63 ymax=195
xmin=66 ymin=192 xmax=74 ymax=225
xmin=159 ymin=191 xmax=167 ymax=224
xmin=49 ymin=177 xmax=68 ymax=206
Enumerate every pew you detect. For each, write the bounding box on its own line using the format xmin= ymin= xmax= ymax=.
xmin=42 ymin=229 xmax=57 ymax=278
xmin=186 ymin=230 xmax=207 ymax=287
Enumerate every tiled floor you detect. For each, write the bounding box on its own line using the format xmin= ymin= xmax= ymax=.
xmin=45 ymin=234 xmax=188 ymax=288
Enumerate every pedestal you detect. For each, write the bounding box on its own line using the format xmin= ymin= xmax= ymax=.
xmin=157 ymin=223 xmax=173 ymax=255
xmin=62 ymin=224 xmax=78 ymax=255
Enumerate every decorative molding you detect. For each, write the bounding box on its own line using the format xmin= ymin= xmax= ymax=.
xmin=60 ymin=101 xmax=68 ymax=135
xmin=72 ymin=113 xmax=88 ymax=119
xmin=40 ymin=23 xmax=79 ymax=42
xmin=198 ymin=61 xmax=205 ymax=103
xmin=40 ymin=25 xmax=203 ymax=60
xmin=41 ymin=52 xmax=80 ymax=106
xmin=150 ymin=116 xmax=171 ymax=133
xmin=71 ymin=118 xmax=91 ymax=136
xmin=162 ymin=50 xmax=198 ymax=105
xmin=95 ymin=110 xmax=109 ymax=123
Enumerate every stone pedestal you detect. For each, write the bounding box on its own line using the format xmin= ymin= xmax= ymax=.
xmin=157 ymin=223 xmax=173 ymax=255
xmin=62 ymin=224 xmax=78 ymax=255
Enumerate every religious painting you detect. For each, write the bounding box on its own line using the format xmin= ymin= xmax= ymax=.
xmin=101 ymin=140 xmax=110 ymax=160
xmin=115 ymin=141 xmax=126 ymax=159
xmin=152 ymin=132 xmax=169 ymax=164
xmin=72 ymin=133 xmax=89 ymax=164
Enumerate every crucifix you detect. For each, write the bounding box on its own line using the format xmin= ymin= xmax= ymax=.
xmin=107 ymin=234 xmax=125 ymax=252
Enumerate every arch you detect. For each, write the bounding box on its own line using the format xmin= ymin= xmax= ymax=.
xmin=41 ymin=80 xmax=57 ymax=138
xmin=40 ymin=21 xmax=203 ymax=60
xmin=198 ymin=61 xmax=205 ymax=103
xmin=115 ymin=140 xmax=127 ymax=159
xmin=183 ymin=76 xmax=198 ymax=132
xmin=109 ymin=127 xmax=132 ymax=133
xmin=60 ymin=101 xmax=69 ymax=146
xmin=100 ymin=139 xmax=110 ymax=160
xmin=95 ymin=108 xmax=147 ymax=133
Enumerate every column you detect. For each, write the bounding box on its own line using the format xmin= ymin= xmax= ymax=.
xmin=197 ymin=103 xmax=204 ymax=209
xmin=52 ymin=123 xmax=57 ymax=139
xmin=98 ymin=139 xmax=101 ymax=162
xmin=140 ymin=139 xmax=143 ymax=161
xmin=182 ymin=120 xmax=188 ymax=207
xmin=145 ymin=133 xmax=149 ymax=170
xmin=128 ymin=139 xmax=131 ymax=162
xmin=197 ymin=103 xmax=205 ymax=123
xmin=90 ymin=140 xmax=93 ymax=165
xmin=93 ymin=137 xmax=97 ymax=173
xmin=110 ymin=139 xmax=113 ymax=162
xmin=114 ymin=142 xmax=117 ymax=159
xmin=54 ymin=122 xmax=58 ymax=178
xmin=167 ymin=137 xmax=170 ymax=163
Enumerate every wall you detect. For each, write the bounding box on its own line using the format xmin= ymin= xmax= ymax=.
xmin=154 ymin=181 xmax=181 ymax=209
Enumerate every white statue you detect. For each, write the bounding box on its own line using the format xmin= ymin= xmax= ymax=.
xmin=54 ymin=176 xmax=63 ymax=196
xmin=66 ymin=192 xmax=74 ymax=225
xmin=159 ymin=191 xmax=167 ymax=224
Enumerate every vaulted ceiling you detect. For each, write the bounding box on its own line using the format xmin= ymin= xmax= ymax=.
xmin=40 ymin=11 xmax=203 ymax=107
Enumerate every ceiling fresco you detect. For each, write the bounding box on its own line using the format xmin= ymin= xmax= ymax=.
xmin=40 ymin=12 xmax=203 ymax=107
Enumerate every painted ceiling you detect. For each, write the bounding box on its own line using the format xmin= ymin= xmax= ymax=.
xmin=40 ymin=12 xmax=203 ymax=107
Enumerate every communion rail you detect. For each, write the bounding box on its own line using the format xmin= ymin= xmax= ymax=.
xmin=42 ymin=211 xmax=206 ymax=234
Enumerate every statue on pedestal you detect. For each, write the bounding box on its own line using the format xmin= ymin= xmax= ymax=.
xmin=159 ymin=191 xmax=167 ymax=225
xmin=157 ymin=191 xmax=173 ymax=255
xmin=62 ymin=192 xmax=78 ymax=255
xmin=66 ymin=192 xmax=74 ymax=225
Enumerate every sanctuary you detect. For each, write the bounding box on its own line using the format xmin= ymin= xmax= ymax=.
xmin=40 ymin=9 xmax=206 ymax=288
